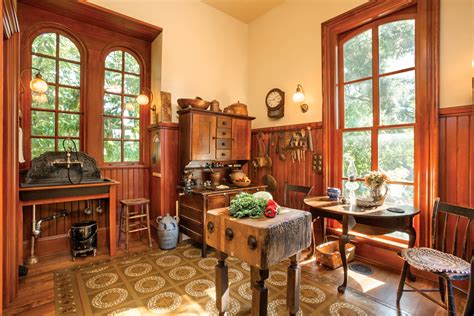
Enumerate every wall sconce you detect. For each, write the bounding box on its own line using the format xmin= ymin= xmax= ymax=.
xmin=292 ymin=84 xmax=309 ymax=113
xmin=20 ymin=67 xmax=49 ymax=103
xmin=136 ymin=87 xmax=156 ymax=112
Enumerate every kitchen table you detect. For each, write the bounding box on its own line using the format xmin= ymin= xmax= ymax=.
xmin=304 ymin=196 xmax=420 ymax=293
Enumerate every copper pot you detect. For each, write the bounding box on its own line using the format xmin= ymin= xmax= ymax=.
xmin=210 ymin=172 xmax=222 ymax=186
xmin=228 ymin=101 xmax=248 ymax=116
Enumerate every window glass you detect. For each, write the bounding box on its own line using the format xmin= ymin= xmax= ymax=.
xmin=344 ymin=80 xmax=373 ymax=128
xmin=30 ymin=32 xmax=82 ymax=158
xmin=379 ymin=20 xmax=415 ymax=74
xmin=103 ymin=49 xmax=142 ymax=163
xmin=380 ymin=70 xmax=415 ymax=125
xmin=343 ymin=29 xmax=372 ymax=82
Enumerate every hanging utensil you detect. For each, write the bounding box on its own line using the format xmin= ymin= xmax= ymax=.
xmin=278 ymin=132 xmax=286 ymax=161
xmin=266 ymin=132 xmax=273 ymax=168
xmin=262 ymin=174 xmax=277 ymax=193
xmin=307 ymin=126 xmax=314 ymax=152
xmin=301 ymin=129 xmax=306 ymax=161
xmin=83 ymin=200 xmax=92 ymax=215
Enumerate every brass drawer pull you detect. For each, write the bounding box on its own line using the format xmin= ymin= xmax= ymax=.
xmin=248 ymin=235 xmax=257 ymax=250
xmin=207 ymin=221 xmax=214 ymax=233
xmin=225 ymin=228 xmax=234 ymax=241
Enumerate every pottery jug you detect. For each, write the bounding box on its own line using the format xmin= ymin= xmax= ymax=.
xmin=156 ymin=213 xmax=179 ymax=250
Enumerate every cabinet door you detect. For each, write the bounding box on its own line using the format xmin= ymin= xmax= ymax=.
xmin=231 ymin=119 xmax=251 ymax=160
xmin=191 ymin=113 xmax=217 ymax=161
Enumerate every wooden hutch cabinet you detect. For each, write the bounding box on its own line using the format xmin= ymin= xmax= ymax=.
xmin=177 ymin=108 xmax=258 ymax=256
xmin=178 ymin=108 xmax=253 ymax=169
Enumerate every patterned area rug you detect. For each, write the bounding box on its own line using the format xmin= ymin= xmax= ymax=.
xmin=54 ymin=240 xmax=408 ymax=315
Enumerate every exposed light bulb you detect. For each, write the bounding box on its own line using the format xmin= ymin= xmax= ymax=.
xmin=30 ymin=74 xmax=48 ymax=94
xmin=292 ymin=91 xmax=305 ymax=103
xmin=292 ymin=84 xmax=305 ymax=103
xmin=32 ymin=92 xmax=48 ymax=103
xmin=136 ymin=93 xmax=149 ymax=106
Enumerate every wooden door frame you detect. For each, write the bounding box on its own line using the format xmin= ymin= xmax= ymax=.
xmin=322 ymin=0 xmax=439 ymax=248
xmin=2 ymin=0 xmax=20 ymax=308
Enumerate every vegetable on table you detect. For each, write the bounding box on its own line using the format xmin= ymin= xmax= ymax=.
xmin=229 ymin=192 xmax=279 ymax=219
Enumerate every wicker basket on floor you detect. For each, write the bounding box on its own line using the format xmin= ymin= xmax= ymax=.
xmin=315 ymin=240 xmax=355 ymax=269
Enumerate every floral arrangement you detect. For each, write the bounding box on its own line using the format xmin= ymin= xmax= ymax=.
xmin=364 ymin=171 xmax=390 ymax=189
xmin=229 ymin=192 xmax=279 ymax=219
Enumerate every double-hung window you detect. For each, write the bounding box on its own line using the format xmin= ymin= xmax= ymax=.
xmin=338 ymin=18 xmax=416 ymax=215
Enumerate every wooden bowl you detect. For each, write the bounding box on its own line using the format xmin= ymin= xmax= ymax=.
xmin=232 ymin=179 xmax=251 ymax=188
xmin=177 ymin=98 xmax=210 ymax=110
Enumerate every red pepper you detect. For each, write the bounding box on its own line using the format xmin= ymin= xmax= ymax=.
xmin=264 ymin=200 xmax=279 ymax=218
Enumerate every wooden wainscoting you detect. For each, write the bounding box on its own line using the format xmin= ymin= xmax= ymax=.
xmin=439 ymin=105 xmax=474 ymax=208
xmin=249 ymin=122 xmax=323 ymax=208
xmin=22 ymin=166 xmax=150 ymax=259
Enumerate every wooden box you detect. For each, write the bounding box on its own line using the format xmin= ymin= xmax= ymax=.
xmin=206 ymin=207 xmax=312 ymax=269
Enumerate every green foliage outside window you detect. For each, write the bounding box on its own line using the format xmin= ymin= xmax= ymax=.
xmin=341 ymin=19 xmax=415 ymax=210
xmin=30 ymin=32 xmax=81 ymax=158
xmin=103 ymin=50 xmax=142 ymax=163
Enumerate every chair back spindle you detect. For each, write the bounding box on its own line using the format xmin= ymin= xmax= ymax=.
xmin=431 ymin=198 xmax=474 ymax=262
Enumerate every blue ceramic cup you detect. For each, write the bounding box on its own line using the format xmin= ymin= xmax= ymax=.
xmin=327 ymin=187 xmax=341 ymax=201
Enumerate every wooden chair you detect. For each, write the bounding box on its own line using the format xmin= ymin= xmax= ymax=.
xmin=397 ymin=198 xmax=473 ymax=316
xmin=283 ymin=182 xmax=315 ymax=257
xmin=283 ymin=182 xmax=314 ymax=210
xmin=119 ymin=198 xmax=153 ymax=251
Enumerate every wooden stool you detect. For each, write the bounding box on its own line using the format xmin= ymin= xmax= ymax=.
xmin=119 ymin=198 xmax=152 ymax=251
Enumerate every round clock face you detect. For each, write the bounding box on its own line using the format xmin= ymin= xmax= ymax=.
xmin=266 ymin=90 xmax=283 ymax=109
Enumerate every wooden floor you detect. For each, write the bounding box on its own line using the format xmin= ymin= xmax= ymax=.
xmin=3 ymin=240 xmax=468 ymax=316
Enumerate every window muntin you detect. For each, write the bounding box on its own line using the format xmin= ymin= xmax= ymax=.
xmin=339 ymin=19 xmax=416 ymax=215
xmin=103 ymin=50 xmax=141 ymax=163
xmin=30 ymin=32 xmax=81 ymax=158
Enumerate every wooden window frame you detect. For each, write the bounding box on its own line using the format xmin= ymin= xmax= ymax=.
xmin=322 ymin=0 xmax=439 ymax=248
xmin=337 ymin=12 xmax=417 ymax=211
xmin=21 ymin=24 xmax=86 ymax=165
xmin=101 ymin=47 xmax=144 ymax=165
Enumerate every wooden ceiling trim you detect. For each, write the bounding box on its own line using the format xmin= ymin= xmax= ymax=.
xmin=3 ymin=0 xmax=20 ymax=39
xmin=18 ymin=0 xmax=162 ymax=42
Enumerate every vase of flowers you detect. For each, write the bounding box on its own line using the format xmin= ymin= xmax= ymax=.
xmin=364 ymin=171 xmax=390 ymax=204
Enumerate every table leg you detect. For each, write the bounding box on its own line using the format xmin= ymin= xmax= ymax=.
xmin=109 ymin=185 xmax=117 ymax=256
xmin=215 ymin=251 xmax=229 ymax=316
xmin=338 ymin=214 xmax=350 ymax=293
xmin=406 ymin=224 xmax=417 ymax=282
xmin=287 ymin=253 xmax=301 ymax=316
xmin=250 ymin=265 xmax=269 ymax=316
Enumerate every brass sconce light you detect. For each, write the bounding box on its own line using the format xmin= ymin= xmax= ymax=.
xmin=292 ymin=84 xmax=309 ymax=113
xmin=136 ymin=87 xmax=156 ymax=112
xmin=20 ymin=67 xmax=49 ymax=103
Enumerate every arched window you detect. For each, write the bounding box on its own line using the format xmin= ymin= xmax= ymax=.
xmin=30 ymin=32 xmax=82 ymax=158
xmin=103 ymin=49 xmax=141 ymax=163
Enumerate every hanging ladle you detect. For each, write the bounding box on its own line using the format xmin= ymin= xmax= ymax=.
xmin=83 ymin=200 xmax=92 ymax=215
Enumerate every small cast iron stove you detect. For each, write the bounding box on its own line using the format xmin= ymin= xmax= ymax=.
xmin=70 ymin=220 xmax=98 ymax=260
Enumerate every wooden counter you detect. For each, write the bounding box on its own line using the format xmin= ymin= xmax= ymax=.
xmin=178 ymin=184 xmax=267 ymax=257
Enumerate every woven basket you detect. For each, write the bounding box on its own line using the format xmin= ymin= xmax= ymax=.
xmin=315 ymin=240 xmax=356 ymax=269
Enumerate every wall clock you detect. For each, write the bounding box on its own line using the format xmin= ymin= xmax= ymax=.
xmin=265 ymin=88 xmax=284 ymax=119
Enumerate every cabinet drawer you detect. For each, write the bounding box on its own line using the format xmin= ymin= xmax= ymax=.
xmin=216 ymin=149 xmax=231 ymax=160
xmin=217 ymin=117 xmax=231 ymax=128
xmin=207 ymin=194 xmax=227 ymax=209
xmin=180 ymin=204 xmax=202 ymax=222
xmin=216 ymin=128 xmax=231 ymax=139
xmin=216 ymin=138 xmax=231 ymax=149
